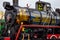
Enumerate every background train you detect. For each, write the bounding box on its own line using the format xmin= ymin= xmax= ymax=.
xmin=0 ymin=11 xmax=5 ymax=36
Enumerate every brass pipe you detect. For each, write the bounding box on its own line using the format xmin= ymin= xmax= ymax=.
xmin=28 ymin=34 xmax=30 ymax=40
xmin=22 ymin=34 xmax=24 ymax=40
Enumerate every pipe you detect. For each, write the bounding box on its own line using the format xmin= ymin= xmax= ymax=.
xmin=13 ymin=0 xmax=18 ymax=6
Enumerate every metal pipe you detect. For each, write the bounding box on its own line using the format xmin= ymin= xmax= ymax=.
xmin=22 ymin=34 xmax=24 ymax=40
xmin=28 ymin=34 xmax=30 ymax=40
xmin=13 ymin=0 xmax=18 ymax=6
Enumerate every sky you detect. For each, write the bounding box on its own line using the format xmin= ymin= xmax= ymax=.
xmin=0 ymin=0 xmax=60 ymax=12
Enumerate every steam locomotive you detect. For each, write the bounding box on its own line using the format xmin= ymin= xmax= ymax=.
xmin=2 ymin=0 xmax=60 ymax=40
xmin=4 ymin=5 xmax=60 ymax=26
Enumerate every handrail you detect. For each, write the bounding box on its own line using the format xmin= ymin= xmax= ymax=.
xmin=15 ymin=22 xmax=23 ymax=40
xmin=23 ymin=25 xmax=60 ymax=28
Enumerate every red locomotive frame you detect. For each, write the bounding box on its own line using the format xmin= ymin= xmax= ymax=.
xmin=15 ymin=24 xmax=60 ymax=40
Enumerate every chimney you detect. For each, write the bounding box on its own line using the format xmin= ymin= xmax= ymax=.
xmin=39 ymin=0 xmax=40 ymax=1
xmin=13 ymin=0 xmax=18 ymax=6
xmin=26 ymin=4 xmax=29 ymax=8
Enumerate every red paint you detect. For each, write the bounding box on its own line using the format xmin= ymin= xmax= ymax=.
xmin=47 ymin=34 xmax=60 ymax=39
xmin=4 ymin=37 xmax=10 ymax=40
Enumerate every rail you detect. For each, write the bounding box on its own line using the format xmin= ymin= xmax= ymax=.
xmin=23 ymin=25 xmax=60 ymax=28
